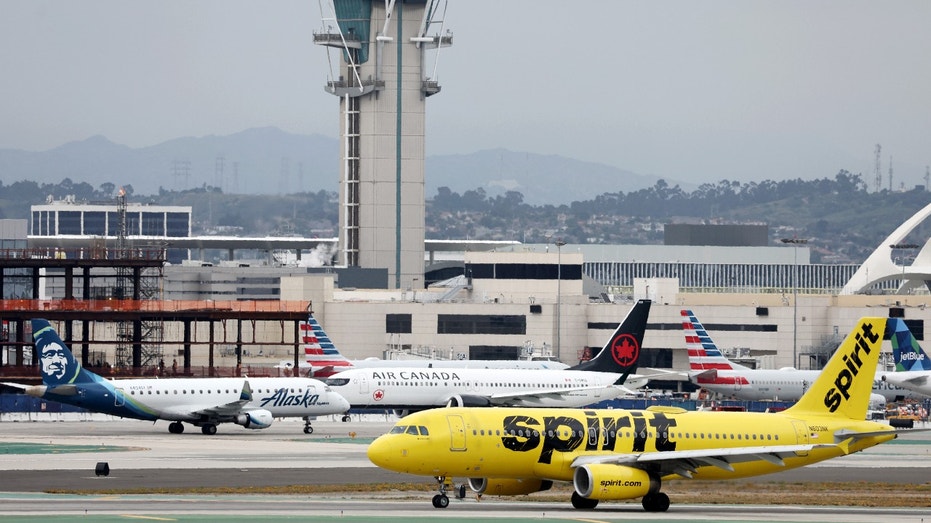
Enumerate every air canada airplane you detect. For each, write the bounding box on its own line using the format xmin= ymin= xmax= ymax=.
xmin=880 ymin=317 xmax=931 ymax=397
xmin=683 ymin=309 xmax=914 ymax=403
xmin=326 ymin=300 xmax=653 ymax=413
xmin=2 ymin=319 xmax=350 ymax=435
xmin=277 ymin=313 xmax=568 ymax=378
xmin=367 ymin=316 xmax=901 ymax=511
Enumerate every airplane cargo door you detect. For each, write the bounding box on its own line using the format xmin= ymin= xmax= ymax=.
xmin=114 ymin=389 xmax=125 ymax=407
xmin=792 ymin=420 xmax=809 ymax=457
xmin=446 ymin=415 xmax=467 ymax=451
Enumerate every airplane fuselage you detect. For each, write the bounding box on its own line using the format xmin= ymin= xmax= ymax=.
xmin=325 ymin=367 xmax=627 ymax=410
xmin=692 ymin=369 xmax=921 ymax=402
xmin=33 ymin=376 xmax=348 ymax=423
xmin=368 ymin=406 xmax=894 ymax=483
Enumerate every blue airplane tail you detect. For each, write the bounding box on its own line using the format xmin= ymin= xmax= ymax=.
xmin=889 ymin=318 xmax=931 ymax=372
xmin=33 ymin=319 xmax=101 ymax=388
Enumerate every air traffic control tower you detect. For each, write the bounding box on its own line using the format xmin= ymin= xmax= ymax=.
xmin=314 ymin=1 xmax=452 ymax=289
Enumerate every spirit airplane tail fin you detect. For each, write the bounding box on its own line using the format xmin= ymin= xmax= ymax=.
xmin=785 ymin=317 xmax=887 ymax=420
xmin=681 ymin=309 xmax=752 ymax=373
xmin=889 ymin=318 xmax=931 ymax=372
xmin=569 ymin=299 xmax=651 ymax=381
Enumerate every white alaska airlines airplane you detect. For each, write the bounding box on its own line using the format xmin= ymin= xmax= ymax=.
xmin=2 ymin=319 xmax=350 ymax=435
xmin=325 ymin=300 xmax=653 ymax=413
xmin=368 ymin=316 xmax=902 ymax=512
xmin=683 ymin=309 xmax=916 ymax=403
xmin=880 ymin=317 xmax=931 ymax=397
xmin=277 ymin=313 xmax=568 ymax=378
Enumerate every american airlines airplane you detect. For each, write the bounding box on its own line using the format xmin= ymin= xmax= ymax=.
xmin=2 ymin=319 xmax=350 ymax=435
xmin=325 ymin=300 xmax=653 ymax=414
xmin=277 ymin=314 xmax=568 ymax=378
xmin=683 ymin=309 xmax=917 ymax=403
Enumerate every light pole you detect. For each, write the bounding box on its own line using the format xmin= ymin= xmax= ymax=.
xmin=780 ymin=238 xmax=808 ymax=369
xmin=555 ymin=239 xmax=566 ymax=362
xmin=889 ymin=243 xmax=920 ymax=294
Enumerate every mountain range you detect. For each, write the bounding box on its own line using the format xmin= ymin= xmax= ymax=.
xmin=0 ymin=127 xmax=672 ymax=205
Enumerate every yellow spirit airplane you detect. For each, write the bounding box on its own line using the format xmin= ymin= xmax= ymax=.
xmin=368 ymin=316 xmax=900 ymax=511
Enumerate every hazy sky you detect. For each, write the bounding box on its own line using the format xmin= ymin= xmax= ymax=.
xmin=2 ymin=1 xmax=930 ymax=187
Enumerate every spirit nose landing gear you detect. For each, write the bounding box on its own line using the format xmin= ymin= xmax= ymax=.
xmin=431 ymin=476 xmax=453 ymax=508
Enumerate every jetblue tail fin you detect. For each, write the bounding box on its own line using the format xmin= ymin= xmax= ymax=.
xmin=681 ymin=309 xmax=751 ymax=372
xmin=300 ymin=314 xmax=353 ymax=377
xmin=569 ymin=299 xmax=650 ymax=379
xmin=33 ymin=319 xmax=100 ymax=389
xmin=889 ymin=318 xmax=931 ymax=372
xmin=785 ymin=317 xmax=887 ymax=420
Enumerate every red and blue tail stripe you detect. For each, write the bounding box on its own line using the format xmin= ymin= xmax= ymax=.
xmin=681 ymin=309 xmax=736 ymax=371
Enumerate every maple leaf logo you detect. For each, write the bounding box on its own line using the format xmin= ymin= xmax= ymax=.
xmin=610 ymin=334 xmax=639 ymax=367
xmin=373 ymin=389 xmax=385 ymax=401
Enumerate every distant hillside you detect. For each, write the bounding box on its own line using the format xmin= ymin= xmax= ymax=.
xmin=0 ymin=128 xmax=671 ymax=205
xmin=426 ymin=149 xmax=669 ymax=205
xmin=0 ymin=127 xmax=339 ymax=196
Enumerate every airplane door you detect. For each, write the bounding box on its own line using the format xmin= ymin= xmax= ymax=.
xmin=114 ymin=389 xmax=125 ymax=407
xmin=358 ymin=376 xmax=369 ymax=395
xmin=446 ymin=415 xmax=467 ymax=451
xmin=792 ymin=420 xmax=809 ymax=457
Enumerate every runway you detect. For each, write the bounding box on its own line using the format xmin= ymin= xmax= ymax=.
xmin=0 ymin=415 xmax=929 ymax=521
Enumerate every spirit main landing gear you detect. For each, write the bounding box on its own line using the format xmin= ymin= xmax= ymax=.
xmin=641 ymin=492 xmax=670 ymax=512
xmin=431 ymin=476 xmax=453 ymax=508
xmin=570 ymin=491 xmax=670 ymax=512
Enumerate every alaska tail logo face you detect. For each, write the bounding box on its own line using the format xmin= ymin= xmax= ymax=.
xmin=610 ymin=334 xmax=639 ymax=368
xmin=35 ymin=326 xmax=81 ymax=387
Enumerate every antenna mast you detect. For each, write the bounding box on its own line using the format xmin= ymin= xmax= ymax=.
xmin=873 ymin=144 xmax=882 ymax=192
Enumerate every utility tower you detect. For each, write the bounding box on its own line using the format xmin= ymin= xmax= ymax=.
xmin=314 ymin=0 xmax=452 ymax=289
xmin=873 ymin=144 xmax=882 ymax=192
